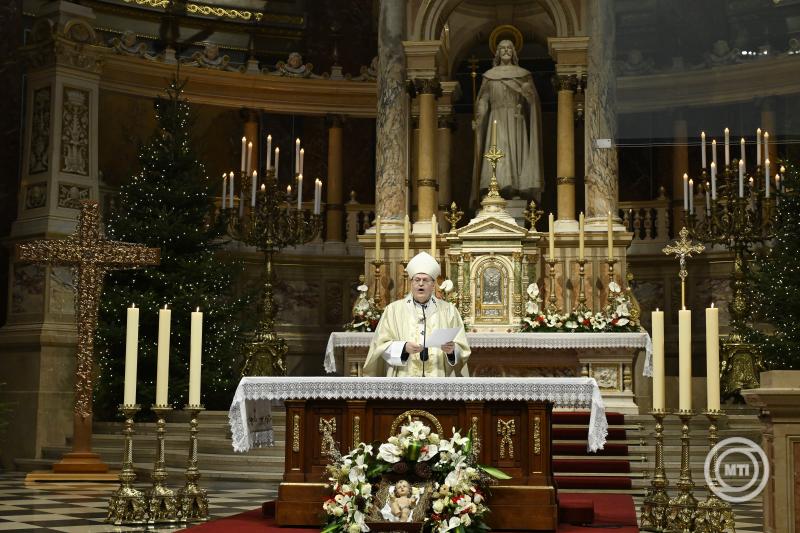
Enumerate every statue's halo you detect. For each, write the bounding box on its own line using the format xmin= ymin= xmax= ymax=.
xmin=489 ymin=25 xmax=524 ymax=56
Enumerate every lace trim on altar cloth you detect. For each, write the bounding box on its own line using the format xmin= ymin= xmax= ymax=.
xmin=229 ymin=377 xmax=609 ymax=454
xmin=324 ymin=331 xmax=654 ymax=377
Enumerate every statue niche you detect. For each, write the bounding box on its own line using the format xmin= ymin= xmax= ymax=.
xmin=473 ymin=256 xmax=512 ymax=325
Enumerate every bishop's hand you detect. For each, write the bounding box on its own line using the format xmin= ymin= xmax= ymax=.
xmin=440 ymin=342 xmax=455 ymax=355
xmin=403 ymin=342 xmax=423 ymax=354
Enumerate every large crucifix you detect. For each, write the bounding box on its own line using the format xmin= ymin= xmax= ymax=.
xmin=662 ymin=226 xmax=705 ymax=309
xmin=16 ymin=200 xmax=160 ymax=477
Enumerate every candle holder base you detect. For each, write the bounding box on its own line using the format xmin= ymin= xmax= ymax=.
xmin=694 ymin=410 xmax=735 ymax=533
xmin=666 ymin=410 xmax=698 ymax=533
xmin=106 ymin=405 xmax=147 ymax=526
xmin=177 ymin=405 xmax=209 ymax=522
xmin=545 ymin=259 xmax=560 ymax=314
xmin=147 ymin=406 xmax=177 ymax=524
xmin=639 ymin=409 xmax=671 ymax=532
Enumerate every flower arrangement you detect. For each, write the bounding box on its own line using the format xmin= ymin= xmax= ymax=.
xmin=520 ymin=282 xmax=640 ymax=333
xmin=344 ymin=283 xmax=383 ymax=332
xmin=323 ymin=420 xmax=509 ymax=533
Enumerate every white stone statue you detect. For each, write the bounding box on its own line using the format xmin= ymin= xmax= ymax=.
xmin=472 ymin=39 xmax=543 ymax=202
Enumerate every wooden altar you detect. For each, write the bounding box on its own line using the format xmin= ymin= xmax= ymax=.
xmin=277 ymin=398 xmax=557 ymax=530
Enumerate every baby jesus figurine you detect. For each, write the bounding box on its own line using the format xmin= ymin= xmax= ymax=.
xmin=389 ymin=480 xmax=414 ymax=521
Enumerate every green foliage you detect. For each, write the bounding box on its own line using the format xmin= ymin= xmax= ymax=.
xmin=95 ymin=79 xmax=248 ymax=417
xmin=750 ymin=160 xmax=800 ymax=369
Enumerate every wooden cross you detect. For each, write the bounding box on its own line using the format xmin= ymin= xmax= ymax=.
xmin=16 ymin=201 xmax=160 ymax=419
xmin=662 ymin=227 xmax=704 ymax=309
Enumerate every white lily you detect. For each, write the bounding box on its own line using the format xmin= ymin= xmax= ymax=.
xmin=439 ymin=279 xmax=454 ymax=293
xmin=378 ymin=442 xmax=402 ymax=463
xmin=526 ymin=282 xmax=540 ymax=299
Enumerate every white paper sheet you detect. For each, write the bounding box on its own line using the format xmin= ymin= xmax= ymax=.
xmin=424 ymin=327 xmax=460 ymax=347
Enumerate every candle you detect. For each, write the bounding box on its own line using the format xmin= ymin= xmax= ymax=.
xmin=222 ymin=173 xmax=227 ymax=209
xmin=299 ymin=148 xmax=305 ymax=176
xmin=756 ymin=128 xmax=761 ymax=165
xmin=123 ymin=304 xmax=139 ymax=406
xmin=375 ymin=215 xmax=381 ymax=258
xmin=724 ymin=128 xmax=730 ymax=166
xmin=287 ymin=184 xmax=292 ymax=196
xmin=431 ymin=214 xmax=437 ymax=257
xmin=403 ymin=214 xmax=410 ymax=261
xmin=491 ymin=120 xmax=497 ymax=148
xmin=266 ymin=134 xmax=272 ymax=171
xmin=251 ymin=171 xmax=257 ymax=207
xmin=297 ymin=174 xmax=303 ymax=209
xmin=738 ymin=160 xmax=744 ymax=198
xmin=155 ymin=305 xmax=171 ymax=406
xmin=246 ymin=141 xmax=253 ymax=173
xmin=712 ymin=139 xmax=717 ymax=166
xmin=548 ymin=213 xmax=555 ymax=260
xmin=683 ymin=173 xmax=689 ymax=211
xmin=607 ymin=211 xmax=613 ymax=260
xmin=706 ymin=304 xmax=720 ymax=411
xmin=314 ymin=178 xmax=322 ymax=214
xmin=764 ymin=132 xmax=770 ymax=162
xmin=705 ymin=181 xmax=711 ymax=213
xmin=689 ymin=179 xmax=694 ymax=215
xmin=261 ymin=183 xmax=266 ymax=192
xmin=295 ymin=138 xmax=301 ymax=175
xmin=740 ymin=138 xmax=746 ymax=168
xmin=701 ymin=131 xmax=706 ymax=169
xmin=274 ymin=147 xmax=280 ymax=179
xmin=578 ymin=212 xmax=585 ymax=261
xmin=678 ymin=307 xmax=692 ymax=411
xmin=765 ymin=159 xmax=771 ymax=198
xmin=188 ymin=308 xmax=203 ymax=406
xmin=240 ymin=136 xmax=246 ymax=172
xmin=710 ymin=162 xmax=717 ymax=199
xmin=652 ymin=308 xmax=665 ymax=411
xmin=228 ymin=172 xmax=234 ymax=209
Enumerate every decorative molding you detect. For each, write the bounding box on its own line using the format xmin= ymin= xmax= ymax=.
xmin=552 ymin=74 xmax=578 ymax=92
xmin=292 ymin=414 xmax=300 ymax=452
xmin=352 ymin=415 xmax=361 ymax=449
xmin=57 ymin=182 xmax=90 ymax=209
xmin=557 ymin=176 xmax=576 ymax=185
xmin=497 ymin=418 xmax=516 ymax=459
xmin=471 ymin=416 xmax=481 ymax=456
xmin=60 ymin=87 xmax=90 ymax=176
xmin=25 ymin=183 xmax=47 ymax=210
xmin=390 ymin=409 xmax=443 ymax=436
xmin=407 ymin=77 xmax=442 ymax=98
xmin=533 ymin=416 xmax=541 ymax=455
xmin=319 ymin=417 xmax=337 ymax=456
xmin=417 ymin=178 xmax=436 ymax=188
xmin=28 ymin=86 xmax=51 ymax=175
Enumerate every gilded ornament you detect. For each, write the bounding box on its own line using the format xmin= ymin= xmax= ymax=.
xmin=292 ymin=414 xmax=300 ymax=453
xmin=497 ymin=418 xmax=515 ymax=459
xmin=352 ymin=416 xmax=361 ymax=449
xmin=319 ymin=417 xmax=337 ymax=457
xmin=533 ymin=416 xmax=541 ymax=455
xmin=390 ymin=410 xmax=443 ymax=437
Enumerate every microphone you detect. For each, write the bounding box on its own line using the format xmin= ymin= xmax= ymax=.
xmin=420 ymin=303 xmax=429 ymax=378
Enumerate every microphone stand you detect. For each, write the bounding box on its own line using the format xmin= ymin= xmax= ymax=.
xmin=420 ymin=303 xmax=428 ymax=378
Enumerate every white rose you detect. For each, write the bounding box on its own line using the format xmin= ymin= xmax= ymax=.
xmin=332 ymin=506 xmax=344 ymax=517
xmin=473 ymin=493 xmax=483 ymax=504
xmin=432 ymin=499 xmax=445 ymax=513
xmin=357 ymin=284 xmax=369 ymax=292
xmin=348 ymin=524 xmax=361 ymax=533
xmin=609 ymin=281 xmax=621 ymax=293
xmin=378 ymin=442 xmax=402 ymax=463
xmin=439 ymin=279 xmax=454 ymax=293
xmin=526 ymin=283 xmax=540 ymax=299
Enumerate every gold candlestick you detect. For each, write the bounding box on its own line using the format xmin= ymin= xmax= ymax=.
xmin=605 ymin=258 xmax=618 ymax=308
xmin=667 ymin=410 xmax=698 ymax=533
xmin=177 ymin=405 xmax=209 ymax=522
xmin=400 ymin=260 xmax=409 ymax=298
xmin=545 ymin=259 xmax=560 ymax=314
xmin=694 ymin=410 xmax=735 ymax=533
xmin=147 ymin=406 xmax=177 ymax=524
xmin=575 ymin=259 xmax=588 ymax=314
xmin=640 ymin=409 xmax=671 ymax=532
xmin=371 ymin=259 xmax=384 ymax=309
xmin=106 ymin=405 xmax=147 ymax=525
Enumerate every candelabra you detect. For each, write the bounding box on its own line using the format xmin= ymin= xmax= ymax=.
xmin=545 ymin=259 xmax=560 ymax=313
xmin=694 ymin=410 xmax=736 ymax=533
xmin=639 ymin=409 xmax=671 ymax=532
xmin=226 ymin=169 xmax=322 ymax=376
xmin=666 ymin=410 xmax=698 ymax=533
xmin=574 ymin=259 xmax=588 ymax=314
xmin=605 ymin=259 xmax=617 ymax=308
xmin=177 ymin=405 xmax=209 ymax=522
xmin=147 ymin=406 xmax=177 ymax=524
xmin=106 ymin=405 xmax=146 ymax=525
xmin=685 ymin=160 xmax=777 ymax=398
xmin=371 ymin=259 xmax=384 ymax=308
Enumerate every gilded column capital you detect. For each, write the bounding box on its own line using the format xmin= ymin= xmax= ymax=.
xmin=437 ymin=114 xmax=456 ymax=130
xmin=325 ymin=114 xmax=347 ymax=128
xmin=406 ymin=77 xmax=442 ymax=98
xmin=23 ymin=19 xmax=104 ymax=74
xmin=552 ymin=74 xmax=578 ymax=93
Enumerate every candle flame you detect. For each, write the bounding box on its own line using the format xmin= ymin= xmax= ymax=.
xmin=131 ymin=303 xmax=136 ymax=308
xmin=196 ymin=307 xmax=200 ymax=312
xmin=711 ymin=302 xmax=715 ymax=308
xmin=655 ymin=307 xmax=659 ymax=312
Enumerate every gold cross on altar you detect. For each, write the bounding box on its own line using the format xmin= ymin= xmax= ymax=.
xmin=16 ymin=200 xmax=160 ymax=417
xmin=662 ymin=227 xmax=704 ymax=308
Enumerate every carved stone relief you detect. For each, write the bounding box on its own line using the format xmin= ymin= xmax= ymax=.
xmin=49 ymin=266 xmax=75 ymax=315
xmin=58 ymin=182 xmax=90 ymax=209
xmin=29 ymin=86 xmax=51 ymax=174
xmin=591 ymin=365 xmax=620 ymax=391
xmin=325 ymin=281 xmax=343 ymax=325
xmin=25 ymin=182 xmax=47 ymax=210
xmin=60 ymin=87 xmax=90 ymax=175
xmin=11 ymin=264 xmax=45 ymax=315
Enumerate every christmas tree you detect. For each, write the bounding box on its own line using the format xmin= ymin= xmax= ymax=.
xmin=95 ymin=80 xmax=248 ymax=417
xmin=750 ymin=160 xmax=799 ymax=369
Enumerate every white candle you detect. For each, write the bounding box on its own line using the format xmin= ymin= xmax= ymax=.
xmin=689 ymin=179 xmax=694 ymax=215
xmin=756 ymin=128 xmax=761 ymax=165
xmin=287 ymin=184 xmax=291 ymax=196
xmin=274 ymin=147 xmax=280 ymax=179
xmin=652 ymin=308 xmax=665 ymax=411
xmin=740 ymin=138 xmax=746 ymax=168
xmin=403 ymin=214 xmax=410 ymax=261
xmin=765 ymin=159 xmax=771 ymax=198
xmin=240 ymin=136 xmax=246 ymax=172
xmin=578 ymin=212 xmax=585 ymax=261
xmin=739 ymin=160 xmax=744 ymax=198
xmin=297 ymin=174 xmax=303 ymax=209
xmin=724 ymin=128 xmax=730 ymax=166
xmin=706 ymin=304 xmax=720 ymax=411
xmin=683 ymin=173 xmax=689 ymax=211
xmin=701 ymin=131 xmax=706 ymax=169
xmin=246 ymin=141 xmax=253 ymax=173
xmin=710 ymin=162 xmax=717 ymax=200
xmin=548 ymin=213 xmax=555 ymax=260
xmin=607 ymin=211 xmax=614 ymax=260
xmin=491 ymin=120 xmax=497 ymax=148
xmin=188 ymin=308 xmax=203 ymax=406
xmin=678 ymin=308 xmax=692 ymax=412
xmin=261 ymin=183 xmax=266 ymax=193
xmin=222 ymin=173 xmax=227 ymax=209
xmin=705 ymin=182 xmax=711 ymax=213
xmin=295 ymin=138 xmax=301 ymax=175
xmin=251 ymin=171 xmax=257 ymax=207
xmin=299 ymin=148 xmax=305 ymax=176
xmin=764 ymin=132 xmax=770 ymax=162
xmin=266 ymin=135 xmax=272 ymax=171
xmin=228 ymin=172 xmax=234 ymax=209
xmin=712 ymin=139 xmax=717 ymax=166
xmin=155 ymin=305 xmax=171 ymax=406
xmin=431 ymin=214 xmax=437 ymax=257
xmin=123 ymin=304 xmax=139 ymax=406
xmin=314 ymin=179 xmax=322 ymax=214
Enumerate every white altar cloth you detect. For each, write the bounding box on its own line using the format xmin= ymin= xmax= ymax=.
xmin=324 ymin=331 xmax=653 ymax=377
xmin=229 ymin=376 xmax=608 ymax=454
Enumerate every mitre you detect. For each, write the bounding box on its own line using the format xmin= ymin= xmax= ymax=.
xmin=405 ymin=251 xmax=441 ymax=280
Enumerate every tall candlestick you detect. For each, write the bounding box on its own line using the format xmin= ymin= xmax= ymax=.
xmin=548 ymin=213 xmax=555 ymax=260
xmin=678 ymin=308 xmax=692 ymax=411
xmin=738 ymin=160 xmax=744 ymax=198
xmin=240 ymin=136 xmax=246 ymax=172
xmin=155 ymin=305 xmax=171 ymax=406
xmin=266 ymin=135 xmax=272 ymax=171
xmin=712 ymin=139 xmax=717 ymax=166
xmin=246 ymin=141 xmax=253 ymax=173
xmin=701 ymin=131 xmax=706 ymax=168
xmin=123 ymin=304 xmax=139 ymax=405
xmin=683 ymin=173 xmax=689 ymax=211
xmin=765 ymin=159 xmax=771 ymax=198
xmin=375 ymin=215 xmax=381 ymax=258
xmin=706 ymin=304 xmax=720 ymax=411
xmin=431 ymin=214 xmax=437 ymax=257
xmin=221 ymin=174 xmax=227 ymax=209
xmin=274 ymin=147 xmax=280 ymax=179
xmin=251 ymin=171 xmax=257 ymax=207
xmin=295 ymin=138 xmax=301 ymax=175
xmin=652 ymin=308 xmax=665 ymax=411
xmin=228 ymin=172 xmax=234 ymax=209
xmin=578 ymin=212 xmax=585 ymax=261
xmin=756 ymin=128 xmax=762 ymax=165
xmin=314 ymin=179 xmax=322 ymax=214
xmin=297 ymin=174 xmax=303 ymax=209
xmin=403 ymin=214 xmax=410 ymax=261
xmin=491 ymin=119 xmax=497 ymax=148
xmin=189 ymin=308 xmax=203 ymax=406
xmin=705 ymin=182 xmax=710 ymax=213
xmin=607 ymin=211 xmax=613 ymax=260
xmin=724 ymin=128 xmax=730 ymax=166
xmin=740 ymin=137 xmax=746 ymax=168
xmin=688 ymin=179 xmax=694 ymax=215
xmin=710 ymin=162 xmax=717 ymax=199
xmin=299 ymin=148 xmax=304 ymax=176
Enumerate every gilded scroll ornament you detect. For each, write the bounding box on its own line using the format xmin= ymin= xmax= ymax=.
xmin=319 ymin=417 xmax=337 ymax=457
xmin=390 ymin=410 xmax=443 ymax=437
xmin=497 ymin=419 xmax=516 ymax=459
xmin=292 ymin=414 xmax=300 ymax=453
xmin=352 ymin=416 xmax=361 ymax=449
xmin=533 ymin=416 xmax=541 ymax=455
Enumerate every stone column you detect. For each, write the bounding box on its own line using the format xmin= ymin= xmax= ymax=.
xmin=374 ymin=0 xmax=407 ymax=227
xmin=412 ymin=79 xmax=441 ymax=226
xmin=584 ymin=0 xmax=618 ymax=223
xmin=0 ymin=1 xmax=104 ymax=471
xmin=554 ymin=75 xmax=577 ymax=229
xmin=436 ymin=115 xmax=453 ymax=215
xmin=672 ymin=113 xmax=689 ymax=232
xmin=325 ymin=114 xmax=345 ymax=242
xmin=411 ymin=119 xmax=419 ymax=220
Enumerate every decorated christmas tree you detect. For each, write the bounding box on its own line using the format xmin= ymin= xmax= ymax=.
xmin=750 ymin=160 xmax=799 ymax=369
xmin=95 ymin=79 xmax=248 ymax=416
